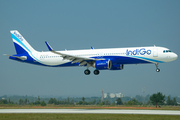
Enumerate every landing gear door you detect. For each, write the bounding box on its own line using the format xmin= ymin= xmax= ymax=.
xmin=153 ymin=48 xmax=158 ymax=57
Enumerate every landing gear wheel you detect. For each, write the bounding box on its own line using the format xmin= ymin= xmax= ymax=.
xmin=84 ymin=69 xmax=90 ymax=75
xmin=156 ymin=68 xmax=160 ymax=72
xmin=94 ymin=70 xmax=100 ymax=75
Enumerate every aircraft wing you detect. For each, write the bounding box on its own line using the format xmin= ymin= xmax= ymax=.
xmin=45 ymin=42 xmax=102 ymax=66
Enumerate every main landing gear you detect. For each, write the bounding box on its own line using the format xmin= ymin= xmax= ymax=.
xmin=155 ymin=63 xmax=160 ymax=72
xmin=84 ymin=69 xmax=100 ymax=75
xmin=94 ymin=69 xmax=100 ymax=75
xmin=84 ymin=69 xmax=90 ymax=75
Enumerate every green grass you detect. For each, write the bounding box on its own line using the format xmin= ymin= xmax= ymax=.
xmin=0 ymin=114 xmax=180 ymax=120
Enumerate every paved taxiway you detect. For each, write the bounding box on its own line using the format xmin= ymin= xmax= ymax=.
xmin=0 ymin=109 xmax=180 ymax=115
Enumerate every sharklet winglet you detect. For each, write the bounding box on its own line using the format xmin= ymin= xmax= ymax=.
xmin=45 ymin=41 xmax=53 ymax=51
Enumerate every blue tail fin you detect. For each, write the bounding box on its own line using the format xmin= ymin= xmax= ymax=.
xmin=10 ymin=30 xmax=36 ymax=54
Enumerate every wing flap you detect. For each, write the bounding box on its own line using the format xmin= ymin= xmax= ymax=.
xmin=79 ymin=61 xmax=87 ymax=66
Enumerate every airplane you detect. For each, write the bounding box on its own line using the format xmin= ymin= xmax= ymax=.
xmin=4 ymin=30 xmax=178 ymax=75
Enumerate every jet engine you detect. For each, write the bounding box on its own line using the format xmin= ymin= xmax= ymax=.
xmin=93 ymin=60 xmax=112 ymax=70
xmin=93 ymin=60 xmax=124 ymax=70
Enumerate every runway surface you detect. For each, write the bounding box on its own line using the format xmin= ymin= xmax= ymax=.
xmin=0 ymin=109 xmax=180 ymax=115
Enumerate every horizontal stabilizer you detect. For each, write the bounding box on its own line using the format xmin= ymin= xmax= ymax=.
xmin=3 ymin=54 xmax=27 ymax=60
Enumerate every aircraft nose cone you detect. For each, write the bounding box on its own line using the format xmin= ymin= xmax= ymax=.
xmin=173 ymin=53 xmax=178 ymax=60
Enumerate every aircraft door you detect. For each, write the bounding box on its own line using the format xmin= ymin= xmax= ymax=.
xmin=153 ymin=48 xmax=158 ymax=57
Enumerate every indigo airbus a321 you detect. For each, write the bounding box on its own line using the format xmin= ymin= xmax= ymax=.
xmin=4 ymin=30 xmax=178 ymax=75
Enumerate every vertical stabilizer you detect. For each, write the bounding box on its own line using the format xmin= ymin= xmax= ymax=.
xmin=10 ymin=30 xmax=36 ymax=54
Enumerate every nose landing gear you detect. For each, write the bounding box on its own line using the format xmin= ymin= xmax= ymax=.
xmin=156 ymin=68 xmax=160 ymax=72
xmin=155 ymin=63 xmax=160 ymax=72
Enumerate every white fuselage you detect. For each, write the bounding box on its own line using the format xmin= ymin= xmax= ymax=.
xmin=31 ymin=46 xmax=177 ymax=66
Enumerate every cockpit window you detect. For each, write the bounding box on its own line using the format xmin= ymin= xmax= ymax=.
xmin=163 ymin=50 xmax=171 ymax=53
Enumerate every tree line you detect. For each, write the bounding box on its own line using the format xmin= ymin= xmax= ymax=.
xmin=0 ymin=96 xmax=46 ymax=106
xmin=0 ymin=92 xmax=179 ymax=107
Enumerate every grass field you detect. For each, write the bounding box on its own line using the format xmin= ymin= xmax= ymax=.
xmin=0 ymin=114 xmax=180 ymax=120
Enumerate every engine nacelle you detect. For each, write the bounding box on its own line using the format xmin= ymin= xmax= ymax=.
xmin=94 ymin=60 xmax=124 ymax=70
xmin=94 ymin=60 xmax=112 ymax=70
xmin=110 ymin=64 xmax=124 ymax=70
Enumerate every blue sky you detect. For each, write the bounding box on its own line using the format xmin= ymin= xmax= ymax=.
xmin=0 ymin=0 xmax=180 ymax=97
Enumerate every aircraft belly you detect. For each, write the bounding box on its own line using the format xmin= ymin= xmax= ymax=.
xmin=41 ymin=59 xmax=70 ymax=66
